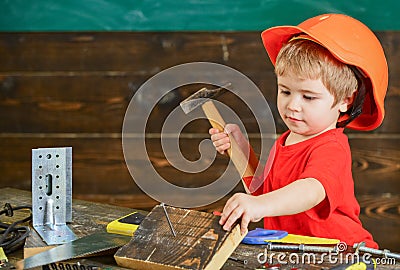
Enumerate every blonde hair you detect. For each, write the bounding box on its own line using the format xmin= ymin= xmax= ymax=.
xmin=275 ymin=39 xmax=358 ymax=107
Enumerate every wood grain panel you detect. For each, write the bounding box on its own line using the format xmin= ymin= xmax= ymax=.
xmin=0 ymin=137 xmax=398 ymax=195
xmin=358 ymin=194 xmax=400 ymax=251
xmin=1 ymin=32 xmax=399 ymax=134
xmin=1 ymin=32 xmax=398 ymax=77
xmin=0 ymin=32 xmax=270 ymax=72
xmin=0 ymin=74 xmax=398 ymax=133
xmin=0 ymin=75 xmax=277 ymax=133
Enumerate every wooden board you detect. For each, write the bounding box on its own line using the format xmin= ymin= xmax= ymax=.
xmin=115 ymin=205 xmax=245 ymax=270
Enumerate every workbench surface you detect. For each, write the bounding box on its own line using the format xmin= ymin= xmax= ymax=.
xmin=1 ymin=188 xmax=399 ymax=269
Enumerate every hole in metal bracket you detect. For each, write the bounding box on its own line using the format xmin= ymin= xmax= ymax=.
xmin=45 ymin=174 xmax=53 ymax=196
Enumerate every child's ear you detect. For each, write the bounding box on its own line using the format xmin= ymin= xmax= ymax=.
xmin=339 ymin=90 xmax=356 ymax=113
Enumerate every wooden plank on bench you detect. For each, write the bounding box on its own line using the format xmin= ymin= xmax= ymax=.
xmin=115 ymin=205 xmax=245 ymax=270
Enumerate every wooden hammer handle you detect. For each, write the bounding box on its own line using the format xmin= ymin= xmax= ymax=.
xmin=201 ymin=101 xmax=255 ymax=193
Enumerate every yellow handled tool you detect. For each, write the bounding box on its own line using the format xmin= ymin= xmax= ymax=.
xmin=267 ymin=234 xmax=340 ymax=245
xmin=106 ymin=212 xmax=146 ymax=236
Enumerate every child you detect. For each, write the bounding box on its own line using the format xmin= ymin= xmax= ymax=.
xmin=209 ymin=14 xmax=388 ymax=248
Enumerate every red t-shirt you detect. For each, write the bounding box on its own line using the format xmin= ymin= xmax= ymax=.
xmin=244 ymin=128 xmax=377 ymax=248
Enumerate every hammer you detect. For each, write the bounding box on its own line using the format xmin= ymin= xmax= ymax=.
xmin=180 ymin=84 xmax=255 ymax=193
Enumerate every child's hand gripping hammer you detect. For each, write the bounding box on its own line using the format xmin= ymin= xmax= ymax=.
xmin=179 ymin=84 xmax=255 ymax=193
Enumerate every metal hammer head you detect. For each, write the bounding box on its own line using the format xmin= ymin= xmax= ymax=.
xmin=180 ymin=83 xmax=231 ymax=114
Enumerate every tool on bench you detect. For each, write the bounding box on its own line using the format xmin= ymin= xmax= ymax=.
xmin=242 ymin=228 xmax=339 ymax=246
xmin=265 ymin=242 xmax=337 ymax=253
xmin=180 ymin=83 xmax=255 ymax=193
xmin=268 ymin=233 xmax=340 ymax=245
xmin=0 ymin=248 xmax=13 ymax=269
xmin=353 ymin=242 xmax=400 ymax=260
xmin=18 ymin=231 xmax=132 ymax=269
xmin=106 ymin=212 xmax=146 ymax=236
xmin=0 ymin=247 xmax=8 ymax=266
xmin=19 ymin=212 xmax=147 ymax=269
xmin=213 ymin=211 xmax=340 ymax=245
xmin=242 ymin=228 xmax=288 ymax=244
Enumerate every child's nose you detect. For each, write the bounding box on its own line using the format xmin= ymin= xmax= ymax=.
xmin=287 ymin=96 xmax=301 ymax=111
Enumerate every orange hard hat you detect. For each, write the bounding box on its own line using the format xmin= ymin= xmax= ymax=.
xmin=261 ymin=13 xmax=388 ymax=131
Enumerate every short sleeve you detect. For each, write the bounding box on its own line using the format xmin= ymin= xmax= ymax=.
xmin=299 ymin=141 xmax=351 ymax=221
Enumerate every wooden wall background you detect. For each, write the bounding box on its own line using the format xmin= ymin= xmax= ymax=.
xmin=0 ymin=32 xmax=399 ymax=250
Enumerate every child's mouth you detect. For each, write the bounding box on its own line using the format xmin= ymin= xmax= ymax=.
xmin=287 ymin=116 xmax=302 ymax=122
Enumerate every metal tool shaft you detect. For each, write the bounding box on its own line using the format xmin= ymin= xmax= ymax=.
xmin=266 ymin=242 xmax=336 ymax=253
xmin=353 ymin=242 xmax=400 ymax=260
xmin=161 ymin=203 xmax=176 ymax=237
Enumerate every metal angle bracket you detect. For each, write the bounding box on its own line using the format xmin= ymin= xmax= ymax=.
xmin=32 ymin=147 xmax=77 ymax=245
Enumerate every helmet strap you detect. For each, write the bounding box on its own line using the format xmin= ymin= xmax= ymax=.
xmin=336 ymin=66 xmax=367 ymax=128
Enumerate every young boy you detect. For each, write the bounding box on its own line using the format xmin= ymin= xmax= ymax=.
xmin=209 ymin=14 xmax=388 ymax=248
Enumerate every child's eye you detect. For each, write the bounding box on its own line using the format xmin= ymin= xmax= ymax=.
xmin=280 ymin=90 xmax=290 ymax=95
xmin=303 ymin=95 xmax=316 ymax=100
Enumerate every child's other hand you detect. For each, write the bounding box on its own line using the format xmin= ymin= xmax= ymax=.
xmin=209 ymin=124 xmax=242 ymax=155
xmin=219 ymin=193 xmax=263 ymax=235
